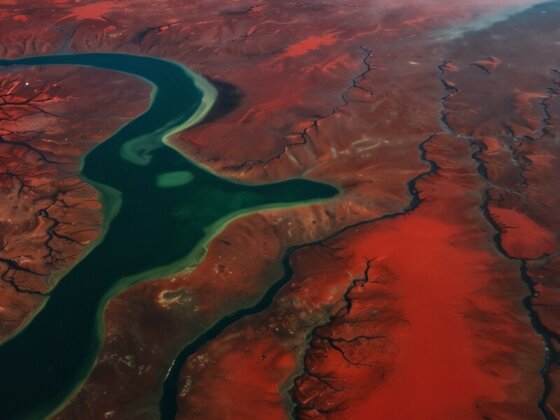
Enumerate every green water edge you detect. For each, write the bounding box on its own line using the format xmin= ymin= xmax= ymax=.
xmin=0 ymin=52 xmax=340 ymax=419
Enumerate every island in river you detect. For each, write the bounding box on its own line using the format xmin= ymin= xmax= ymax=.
xmin=0 ymin=0 xmax=559 ymax=419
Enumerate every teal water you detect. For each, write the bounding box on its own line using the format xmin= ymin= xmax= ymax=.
xmin=0 ymin=53 xmax=338 ymax=419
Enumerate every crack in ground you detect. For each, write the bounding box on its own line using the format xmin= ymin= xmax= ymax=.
xmin=538 ymin=68 xmax=560 ymax=140
xmin=291 ymin=259 xmax=374 ymax=409
xmin=0 ymin=256 xmax=49 ymax=296
xmin=227 ymin=47 xmax=375 ymax=171
xmin=521 ymin=262 xmax=560 ymax=419
xmin=35 ymin=200 xmax=86 ymax=269
xmin=0 ymin=135 xmax=68 ymax=165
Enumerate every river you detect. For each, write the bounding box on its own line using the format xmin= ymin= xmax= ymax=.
xmin=0 ymin=53 xmax=338 ymax=419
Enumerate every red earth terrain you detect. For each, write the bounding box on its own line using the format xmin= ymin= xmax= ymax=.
xmin=177 ymin=134 xmax=543 ymax=419
xmin=0 ymin=0 xmax=559 ymax=419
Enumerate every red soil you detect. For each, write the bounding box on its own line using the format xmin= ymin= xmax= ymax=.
xmin=473 ymin=56 xmax=502 ymax=72
xmin=57 ymin=1 xmax=117 ymax=23
xmin=489 ymin=208 xmax=557 ymax=259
